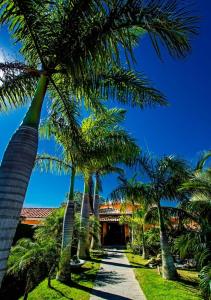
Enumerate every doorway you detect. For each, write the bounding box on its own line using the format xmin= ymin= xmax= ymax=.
xmin=104 ymin=222 xmax=125 ymax=245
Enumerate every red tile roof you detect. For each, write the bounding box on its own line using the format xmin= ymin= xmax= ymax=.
xmin=21 ymin=208 xmax=56 ymax=219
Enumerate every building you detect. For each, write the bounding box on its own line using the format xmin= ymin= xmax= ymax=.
xmin=20 ymin=202 xmax=135 ymax=246
xmin=20 ymin=203 xmax=197 ymax=246
xmin=20 ymin=208 xmax=56 ymax=225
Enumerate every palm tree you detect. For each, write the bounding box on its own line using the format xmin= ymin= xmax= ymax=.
xmin=113 ymin=154 xmax=190 ymax=280
xmin=36 ymin=107 xmax=140 ymax=279
xmin=173 ymin=151 xmax=211 ymax=271
xmin=119 ymin=208 xmax=147 ymax=258
xmin=0 ymin=62 xmax=166 ymax=288
xmin=179 ymin=151 xmax=211 ymax=299
xmin=112 ymin=175 xmax=149 ymax=258
xmin=181 ymin=150 xmax=211 ymax=200
xmin=76 ymin=112 xmax=140 ymax=259
xmin=90 ymin=165 xmax=124 ymax=250
xmin=0 ymin=0 xmax=197 ymax=285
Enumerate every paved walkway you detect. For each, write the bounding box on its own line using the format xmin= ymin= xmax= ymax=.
xmin=90 ymin=249 xmax=146 ymax=300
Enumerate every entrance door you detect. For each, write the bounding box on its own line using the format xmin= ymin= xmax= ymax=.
xmin=104 ymin=223 xmax=125 ymax=245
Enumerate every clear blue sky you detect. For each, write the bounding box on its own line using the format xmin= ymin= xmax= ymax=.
xmin=0 ymin=2 xmax=210 ymax=207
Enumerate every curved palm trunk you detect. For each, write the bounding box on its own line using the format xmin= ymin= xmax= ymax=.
xmin=0 ymin=74 xmax=48 ymax=288
xmin=57 ymin=167 xmax=76 ymax=283
xmin=77 ymin=176 xmax=91 ymax=259
xmin=157 ymin=202 xmax=177 ymax=280
xmin=90 ymin=176 xmax=101 ymax=249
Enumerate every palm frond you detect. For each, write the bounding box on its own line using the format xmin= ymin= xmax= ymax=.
xmin=75 ymin=0 xmax=198 ymax=65
xmin=48 ymin=77 xmax=81 ymax=143
xmin=0 ymin=0 xmax=53 ymax=66
xmin=195 ymin=150 xmax=211 ymax=171
xmin=0 ymin=61 xmax=38 ymax=110
xmin=74 ymin=67 xmax=168 ymax=109
xmin=35 ymin=153 xmax=71 ymax=175
xmin=97 ymin=67 xmax=168 ymax=108
xmin=199 ymin=264 xmax=211 ymax=299
xmin=81 ymin=107 xmax=126 ymax=137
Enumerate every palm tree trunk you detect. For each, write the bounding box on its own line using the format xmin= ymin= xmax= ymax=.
xmin=77 ymin=176 xmax=91 ymax=259
xmin=157 ymin=202 xmax=177 ymax=280
xmin=0 ymin=74 xmax=48 ymax=288
xmin=23 ymin=270 xmax=32 ymax=300
xmin=90 ymin=176 xmax=101 ymax=250
xmin=57 ymin=166 xmax=76 ymax=283
xmin=48 ymin=263 xmax=56 ymax=288
xmin=141 ymin=224 xmax=147 ymax=259
xmin=62 ymin=166 xmax=76 ymax=250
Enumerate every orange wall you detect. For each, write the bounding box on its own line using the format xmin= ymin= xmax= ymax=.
xmin=21 ymin=219 xmax=43 ymax=225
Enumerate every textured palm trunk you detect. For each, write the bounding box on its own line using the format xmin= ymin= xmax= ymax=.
xmin=57 ymin=167 xmax=75 ymax=282
xmin=0 ymin=74 xmax=48 ymax=288
xmin=61 ymin=167 xmax=76 ymax=250
xmin=77 ymin=176 xmax=91 ymax=259
xmin=157 ymin=202 xmax=177 ymax=280
xmin=90 ymin=176 xmax=101 ymax=249
xmin=141 ymin=224 xmax=146 ymax=259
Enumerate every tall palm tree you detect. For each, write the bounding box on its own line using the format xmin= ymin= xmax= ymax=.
xmin=0 ymin=65 xmax=165 ymax=286
xmin=36 ymin=106 xmax=140 ymax=279
xmin=113 ymin=155 xmax=190 ymax=280
xmin=76 ymin=111 xmax=140 ymax=258
xmin=0 ymin=0 xmax=197 ymax=285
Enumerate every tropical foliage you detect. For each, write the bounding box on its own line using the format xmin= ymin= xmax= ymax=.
xmin=6 ymin=208 xmax=64 ymax=300
xmin=35 ymin=106 xmax=140 ymax=281
xmin=0 ymin=0 xmax=202 ymax=298
xmin=1 ymin=0 xmax=188 ymax=286
xmin=112 ymin=154 xmax=191 ymax=280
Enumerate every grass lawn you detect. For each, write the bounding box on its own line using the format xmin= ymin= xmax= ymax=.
xmin=22 ymin=260 xmax=100 ymax=300
xmin=127 ymin=253 xmax=202 ymax=300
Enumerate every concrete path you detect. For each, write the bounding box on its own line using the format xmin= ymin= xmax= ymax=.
xmin=90 ymin=249 xmax=146 ymax=300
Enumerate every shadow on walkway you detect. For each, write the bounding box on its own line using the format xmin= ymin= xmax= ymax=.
xmin=72 ymin=282 xmax=132 ymax=300
xmin=91 ymin=258 xmax=143 ymax=269
xmin=94 ymin=270 xmax=126 ymax=287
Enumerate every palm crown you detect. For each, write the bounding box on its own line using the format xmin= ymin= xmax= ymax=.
xmin=0 ymin=0 xmax=197 ymax=111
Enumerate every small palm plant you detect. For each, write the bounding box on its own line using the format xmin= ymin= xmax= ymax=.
xmin=199 ymin=264 xmax=211 ymax=300
xmin=7 ymin=239 xmax=46 ymax=300
xmin=7 ymin=207 xmax=64 ymax=299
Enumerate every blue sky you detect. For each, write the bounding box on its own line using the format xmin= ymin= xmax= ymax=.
xmin=0 ymin=2 xmax=210 ymax=207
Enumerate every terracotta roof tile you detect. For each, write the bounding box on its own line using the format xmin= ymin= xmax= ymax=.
xmin=21 ymin=208 xmax=56 ymax=219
